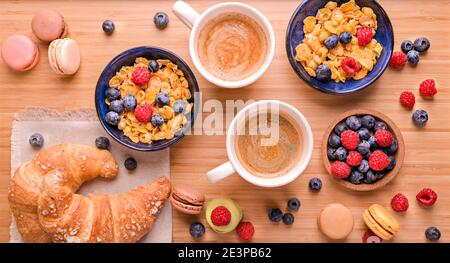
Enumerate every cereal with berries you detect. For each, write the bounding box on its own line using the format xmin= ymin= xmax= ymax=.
xmin=104 ymin=57 xmax=193 ymax=144
xmin=295 ymin=0 xmax=383 ymax=83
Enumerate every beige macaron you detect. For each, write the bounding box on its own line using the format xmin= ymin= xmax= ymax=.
xmin=48 ymin=38 xmax=80 ymax=75
xmin=170 ymin=184 xmax=205 ymax=215
xmin=318 ymin=203 xmax=354 ymax=240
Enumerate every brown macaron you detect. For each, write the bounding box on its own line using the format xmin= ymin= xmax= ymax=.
xmin=171 ymin=184 xmax=205 ymax=215
xmin=31 ymin=9 xmax=68 ymax=43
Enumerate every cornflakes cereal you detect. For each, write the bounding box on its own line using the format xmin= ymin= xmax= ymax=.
xmin=295 ymin=0 xmax=383 ymax=83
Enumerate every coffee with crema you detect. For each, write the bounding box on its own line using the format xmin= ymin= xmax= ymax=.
xmin=197 ymin=12 xmax=268 ymax=81
xmin=235 ymin=113 xmax=303 ymax=178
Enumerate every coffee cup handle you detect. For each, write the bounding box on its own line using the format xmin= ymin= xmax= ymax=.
xmin=172 ymin=0 xmax=200 ymax=29
xmin=206 ymin=161 xmax=236 ymax=184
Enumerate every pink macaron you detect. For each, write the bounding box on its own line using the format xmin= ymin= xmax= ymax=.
xmin=31 ymin=9 xmax=68 ymax=43
xmin=1 ymin=34 xmax=39 ymax=72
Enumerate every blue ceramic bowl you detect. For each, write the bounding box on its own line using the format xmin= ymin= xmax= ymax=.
xmin=286 ymin=0 xmax=393 ymax=94
xmin=95 ymin=46 xmax=199 ymax=151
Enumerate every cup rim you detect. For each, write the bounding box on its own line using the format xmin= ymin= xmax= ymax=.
xmin=188 ymin=2 xmax=275 ymax=88
xmin=226 ymin=100 xmax=314 ymax=187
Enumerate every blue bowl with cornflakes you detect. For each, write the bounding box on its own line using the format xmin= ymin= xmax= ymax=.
xmin=286 ymin=0 xmax=393 ymax=94
xmin=95 ymin=46 xmax=199 ymax=151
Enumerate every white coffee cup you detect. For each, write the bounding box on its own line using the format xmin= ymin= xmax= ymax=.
xmin=206 ymin=100 xmax=314 ymax=187
xmin=172 ymin=1 xmax=275 ymax=88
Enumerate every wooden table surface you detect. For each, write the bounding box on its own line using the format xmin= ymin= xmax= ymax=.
xmin=0 ymin=0 xmax=449 ymax=243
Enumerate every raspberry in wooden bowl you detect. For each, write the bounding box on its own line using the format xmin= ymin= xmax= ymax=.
xmin=322 ymin=109 xmax=405 ymax=191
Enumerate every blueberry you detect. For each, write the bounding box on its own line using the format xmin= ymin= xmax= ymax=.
xmin=386 ymin=156 xmax=396 ymax=171
xmin=407 ymin=50 xmax=420 ymax=65
xmin=315 ymin=64 xmax=331 ymax=82
xmin=287 ymin=198 xmax=301 ymax=212
xmin=29 ymin=133 xmax=44 ymax=148
xmin=357 ymin=140 xmax=370 ymax=155
xmin=425 ymin=227 xmax=441 ymax=241
xmin=387 ymin=139 xmax=398 ymax=154
xmin=324 ymin=34 xmax=339 ymax=49
xmin=339 ymin=31 xmax=352 ymax=44
xmin=335 ymin=147 xmax=348 ymax=161
xmin=349 ymin=170 xmax=364 ymax=184
xmin=123 ymin=95 xmax=137 ymax=111
xmin=173 ymin=100 xmax=187 ymax=113
xmin=189 ymin=222 xmax=205 ymax=238
xmin=346 ymin=116 xmax=361 ymax=130
xmin=268 ymin=208 xmax=283 ymax=222
xmin=364 ymin=170 xmax=377 ymax=184
xmin=124 ymin=157 xmax=137 ymax=171
xmin=105 ymin=111 xmax=120 ymax=126
xmin=328 ymin=133 xmax=341 ymax=148
xmin=374 ymin=121 xmax=388 ymax=131
xmin=361 ymin=115 xmax=376 ymax=130
xmin=282 ymin=213 xmax=295 ymax=225
xmin=368 ymin=136 xmax=378 ymax=150
xmin=363 ymin=151 xmax=371 ymax=160
xmin=105 ymin=88 xmax=120 ymax=101
xmin=154 ymin=12 xmax=169 ymax=30
xmin=156 ymin=92 xmax=170 ymax=107
xmin=102 ymin=20 xmax=115 ymax=34
xmin=413 ymin=109 xmax=428 ymax=126
xmin=375 ymin=172 xmax=385 ymax=180
xmin=148 ymin=59 xmax=160 ymax=72
xmin=327 ymin=147 xmax=336 ymax=161
xmin=309 ymin=177 xmax=322 ymax=191
xmin=109 ymin=100 xmax=124 ymax=113
xmin=413 ymin=37 xmax=430 ymax=52
xmin=358 ymin=128 xmax=370 ymax=140
xmin=151 ymin=114 xmax=164 ymax=127
xmin=334 ymin=122 xmax=348 ymax=135
xmin=358 ymin=159 xmax=370 ymax=173
xmin=400 ymin=40 xmax=414 ymax=54
xmin=95 ymin=136 xmax=110 ymax=150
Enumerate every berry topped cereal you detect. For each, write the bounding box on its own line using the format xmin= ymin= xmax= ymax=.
xmin=295 ymin=0 xmax=383 ymax=83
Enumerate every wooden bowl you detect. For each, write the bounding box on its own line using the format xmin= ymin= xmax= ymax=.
xmin=322 ymin=109 xmax=405 ymax=191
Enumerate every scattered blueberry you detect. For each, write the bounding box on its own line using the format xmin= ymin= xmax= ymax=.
xmin=324 ymin=34 xmax=339 ymax=49
xmin=407 ymin=50 xmax=420 ymax=65
xmin=413 ymin=37 xmax=430 ymax=53
xmin=413 ymin=109 xmax=428 ymax=126
xmin=364 ymin=170 xmax=377 ymax=184
xmin=361 ymin=115 xmax=376 ymax=130
xmin=148 ymin=60 xmax=160 ymax=72
xmin=346 ymin=116 xmax=361 ymax=130
xmin=358 ymin=159 xmax=370 ymax=173
xmin=400 ymin=40 xmax=414 ymax=54
xmin=368 ymin=136 xmax=378 ymax=150
xmin=154 ymin=12 xmax=169 ymax=30
xmin=29 ymin=133 xmax=44 ymax=148
xmin=358 ymin=128 xmax=370 ymax=140
xmin=105 ymin=88 xmax=120 ymax=101
xmin=334 ymin=122 xmax=348 ymax=135
xmin=102 ymin=20 xmax=115 ymax=34
xmin=425 ymin=227 xmax=441 ymax=241
xmin=287 ymin=198 xmax=301 ymax=212
xmin=173 ymin=100 xmax=187 ymax=113
xmin=374 ymin=121 xmax=388 ymax=131
xmin=386 ymin=156 xmax=396 ymax=171
xmin=123 ymin=95 xmax=137 ymax=111
xmin=357 ymin=140 xmax=370 ymax=155
xmin=95 ymin=136 xmax=110 ymax=150
xmin=349 ymin=170 xmax=364 ymax=184
xmin=328 ymin=133 xmax=341 ymax=148
xmin=189 ymin=222 xmax=205 ymax=238
xmin=327 ymin=147 xmax=336 ymax=161
xmin=387 ymin=139 xmax=398 ymax=154
xmin=268 ymin=208 xmax=283 ymax=222
xmin=124 ymin=157 xmax=137 ymax=171
xmin=282 ymin=213 xmax=295 ymax=225
xmin=315 ymin=64 xmax=331 ymax=82
xmin=151 ymin=114 xmax=164 ymax=127
xmin=105 ymin=111 xmax=120 ymax=126
xmin=335 ymin=147 xmax=348 ymax=161
xmin=156 ymin=92 xmax=170 ymax=107
xmin=309 ymin=177 xmax=322 ymax=191
xmin=109 ymin=100 xmax=124 ymax=113
xmin=339 ymin=31 xmax=352 ymax=44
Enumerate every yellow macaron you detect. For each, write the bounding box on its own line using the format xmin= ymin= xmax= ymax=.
xmin=363 ymin=204 xmax=400 ymax=240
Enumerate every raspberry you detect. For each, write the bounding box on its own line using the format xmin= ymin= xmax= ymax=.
xmin=356 ymin=27 xmax=374 ymax=46
xmin=346 ymin=151 xmax=363 ymax=166
xmin=419 ymin=79 xmax=437 ymax=98
xmin=374 ymin=130 xmax=394 ymax=147
xmin=362 ymin=229 xmax=382 ymax=243
xmin=131 ymin=67 xmax=151 ymax=86
xmin=331 ymin=161 xmax=351 ymax=179
xmin=341 ymin=57 xmax=361 ymax=77
xmin=416 ymin=188 xmax=438 ymax=207
xmin=368 ymin=150 xmax=390 ymax=171
xmin=399 ymin=91 xmax=415 ymax=109
xmin=391 ymin=193 xmax=409 ymax=212
xmin=340 ymin=130 xmax=359 ymax=150
xmin=211 ymin=206 xmax=231 ymax=226
xmin=134 ymin=104 xmax=153 ymax=123
xmin=236 ymin=221 xmax=254 ymax=241
xmin=389 ymin=51 xmax=407 ymax=69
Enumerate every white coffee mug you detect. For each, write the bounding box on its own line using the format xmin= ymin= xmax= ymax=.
xmin=206 ymin=100 xmax=314 ymax=187
xmin=172 ymin=0 xmax=275 ymax=88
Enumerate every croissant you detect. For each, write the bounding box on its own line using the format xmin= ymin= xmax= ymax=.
xmin=8 ymin=144 xmax=119 ymax=242
xmin=37 ymin=176 xmax=171 ymax=243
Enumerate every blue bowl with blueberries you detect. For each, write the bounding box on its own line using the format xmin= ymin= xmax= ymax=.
xmin=286 ymin=0 xmax=393 ymax=94
xmin=95 ymin=46 xmax=199 ymax=151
